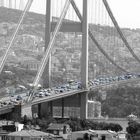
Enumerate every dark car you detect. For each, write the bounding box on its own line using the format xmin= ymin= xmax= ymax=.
xmin=16 ymin=95 xmax=22 ymax=101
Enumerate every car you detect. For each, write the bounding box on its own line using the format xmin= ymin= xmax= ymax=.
xmin=54 ymin=88 xmax=64 ymax=93
xmin=10 ymin=94 xmax=14 ymax=97
xmin=35 ymin=93 xmax=39 ymax=97
xmin=39 ymin=92 xmax=44 ymax=97
xmin=137 ymin=73 xmax=140 ymax=77
xmin=8 ymin=102 xmax=13 ymax=105
xmin=16 ymin=95 xmax=22 ymax=100
xmin=45 ymin=92 xmax=51 ymax=96
xmin=2 ymin=102 xmax=7 ymax=105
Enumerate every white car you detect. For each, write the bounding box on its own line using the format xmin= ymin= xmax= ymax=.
xmin=39 ymin=92 xmax=45 ymax=97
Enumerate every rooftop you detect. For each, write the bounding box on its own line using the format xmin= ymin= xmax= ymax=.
xmin=47 ymin=123 xmax=69 ymax=131
xmin=8 ymin=129 xmax=54 ymax=138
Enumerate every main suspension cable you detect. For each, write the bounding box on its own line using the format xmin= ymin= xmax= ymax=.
xmin=102 ymin=0 xmax=140 ymax=64
xmin=27 ymin=0 xmax=71 ymax=102
xmin=70 ymin=0 xmax=128 ymax=73
xmin=0 ymin=0 xmax=33 ymax=75
xmin=88 ymin=29 xmax=128 ymax=72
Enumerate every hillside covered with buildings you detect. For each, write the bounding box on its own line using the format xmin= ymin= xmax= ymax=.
xmin=0 ymin=7 xmax=140 ymax=117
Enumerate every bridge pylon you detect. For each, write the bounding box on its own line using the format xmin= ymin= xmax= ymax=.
xmin=42 ymin=0 xmax=51 ymax=88
xmin=81 ymin=0 xmax=88 ymax=89
xmin=43 ymin=0 xmax=89 ymax=89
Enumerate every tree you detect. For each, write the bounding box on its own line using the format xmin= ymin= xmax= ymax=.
xmin=83 ymin=133 xmax=90 ymax=140
xmin=65 ymin=117 xmax=82 ymax=131
xmin=126 ymin=121 xmax=140 ymax=136
xmin=22 ymin=115 xmax=29 ymax=125
xmin=106 ymin=123 xmax=122 ymax=132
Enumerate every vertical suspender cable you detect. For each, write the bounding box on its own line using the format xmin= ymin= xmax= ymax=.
xmin=33 ymin=0 xmax=71 ymax=88
xmin=15 ymin=0 xmax=16 ymax=9
xmin=102 ymin=0 xmax=140 ymax=64
xmin=95 ymin=0 xmax=97 ymax=25
xmin=70 ymin=0 xmax=128 ymax=73
xmin=27 ymin=0 xmax=71 ymax=102
xmin=89 ymin=31 xmax=128 ymax=72
xmin=0 ymin=0 xmax=33 ymax=75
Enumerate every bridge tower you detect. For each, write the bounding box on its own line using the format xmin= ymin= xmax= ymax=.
xmin=43 ymin=0 xmax=89 ymax=89
xmin=42 ymin=0 xmax=89 ymax=119
xmin=43 ymin=0 xmax=52 ymax=88
xmin=81 ymin=0 xmax=89 ymax=89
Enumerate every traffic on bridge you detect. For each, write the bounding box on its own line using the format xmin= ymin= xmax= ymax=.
xmin=0 ymin=72 xmax=140 ymax=108
xmin=0 ymin=0 xmax=140 ymax=139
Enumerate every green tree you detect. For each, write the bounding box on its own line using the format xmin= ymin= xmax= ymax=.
xmin=126 ymin=121 xmax=140 ymax=136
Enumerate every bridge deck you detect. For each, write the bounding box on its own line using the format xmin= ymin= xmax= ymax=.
xmin=0 ymin=77 xmax=139 ymax=113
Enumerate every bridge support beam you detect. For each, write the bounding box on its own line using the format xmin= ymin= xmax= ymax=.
xmin=42 ymin=0 xmax=89 ymax=88
xmin=35 ymin=102 xmax=53 ymax=118
xmin=62 ymin=98 xmax=64 ymax=118
xmin=80 ymin=92 xmax=88 ymax=119
xmin=21 ymin=105 xmax=32 ymax=119
xmin=38 ymin=103 xmax=41 ymax=118
xmin=32 ymin=92 xmax=88 ymax=119
xmin=81 ymin=0 xmax=88 ymax=89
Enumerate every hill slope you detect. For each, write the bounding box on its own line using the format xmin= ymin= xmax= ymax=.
xmin=0 ymin=7 xmax=140 ymax=117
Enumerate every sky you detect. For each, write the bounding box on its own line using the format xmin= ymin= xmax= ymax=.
xmin=15 ymin=0 xmax=140 ymax=29
xmin=107 ymin=0 xmax=140 ymax=29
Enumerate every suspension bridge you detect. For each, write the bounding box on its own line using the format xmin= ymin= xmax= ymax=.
xmin=0 ymin=0 xmax=140 ymax=119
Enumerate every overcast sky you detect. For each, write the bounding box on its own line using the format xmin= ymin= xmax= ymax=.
xmin=107 ymin=0 xmax=140 ymax=29
xmin=29 ymin=0 xmax=140 ymax=29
